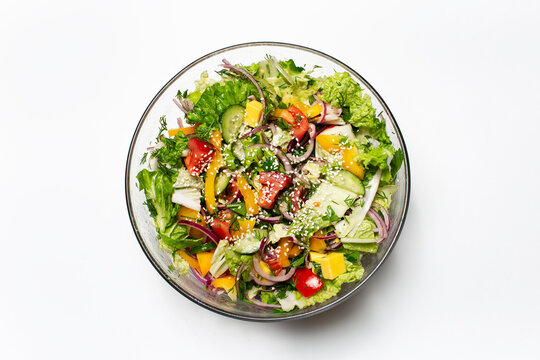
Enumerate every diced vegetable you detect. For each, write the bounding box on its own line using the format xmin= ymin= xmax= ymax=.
xmin=309 ymin=237 xmax=326 ymax=253
xmin=245 ymin=100 xmax=263 ymax=127
xmin=310 ymin=252 xmax=346 ymax=280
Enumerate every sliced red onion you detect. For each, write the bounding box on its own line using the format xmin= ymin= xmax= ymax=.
xmin=235 ymin=263 xmax=245 ymax=294
xmin=268 ymin=123 xmax=277 ymax=137
xmin=173 ymin=97 xmax=187 ymax=115
xmin=249 ymin=271 xmax=277 ymax=286
xmin=259 ymin=237 xmax=270 ymax=260
xmin=281 ymin=209 xmax=294 ymax=221
xmin=222 ymin=59 xmax=266 ymax=125
xmin=177 ymin=220 xmax=219 ymax=244
xmin=258 ymin=215 xmax=282 ymax=223
xmin=311 ymin=233 xmax=338 ymax=241
xmin=249 ymin=143 xmax=292 ymax=173
xmin=371 ymin=202 xmax=390 ymax=229
xmin=246 ymin=295 xmax=281 ymax=309
xmin=261 ymin=131 xmax=269 ymax=145
xmin=287 ymin=124 xmax=316 ymax=164
xmin=240 ymin=125 xmax=270 ymax=139
xmin=191 ymin=268 xmax=212 ymax=286
xmin=326 ymin=240 xmax=343 ymax=251
xmin=252 ymin=256 xmax=296 ymax=282
xmin=287 ymin=138 xmax=298 ymax=153
xmin=317 ymin=97 xmax=327 ymax=124
xmin=367 ymin=208 xmax=387 ymax=243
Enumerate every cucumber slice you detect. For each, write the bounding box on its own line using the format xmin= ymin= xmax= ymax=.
xmin=222 ymin=105 xmax=245 ymax=143
xmin=328 ymin=170 xmax=365 ymax=195
xmin=231 ymin=228 xmax=268 ymax=254
xmin=231 ymin=233 xmax=260 ymax=254
xmin=215 ymin=172 xmax=230 ymax=195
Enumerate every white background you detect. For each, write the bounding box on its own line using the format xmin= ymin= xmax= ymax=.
xmin=1 ymin=0 xmax=539 ymax=358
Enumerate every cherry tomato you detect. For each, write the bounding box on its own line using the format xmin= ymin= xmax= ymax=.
xmin=293 ymin=268 xmax=324 ymax=297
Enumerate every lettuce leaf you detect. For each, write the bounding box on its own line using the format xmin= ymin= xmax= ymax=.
xmin=342 ymin=242 xmax=378 ymax=253
xmin=224 ymin=249 xmax=253 ymax=276
xmin=320 ymin=72 xmax=390 ymax=144
xmin=295 ymin=261 xmax=365 ymax=309
xmin=151 ymin=131 xmax=188 ymax=169
xmin=137 ymin=168 xmax=179 ymax=233
xmin=186 ymin=80 xmax=259 ymax=140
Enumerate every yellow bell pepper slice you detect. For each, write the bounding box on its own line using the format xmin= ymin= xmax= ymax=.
xmin=316 ymin=134 xmax=343 ymax=153
xmin=212 ymin=275 xmax=237 ymax=300
xmin=309 ymin=237 xmax=327 ymax=253
xmin=342 ymin=147 xmax=365 ymax=179
xmin=204 ymin=131 xmax=225 ymax=214
xmin=259 ymin=261 xmax=272 ymax=275
xmin=177 ymin=250 xmax=201 ymax=273
xmin=168 ymin=126 xmax=197 ymax=137
xmin=282 ymin=94 xmax=310 ymax=115
xmin=236 ymin=175 xmax=259 ymax=216
xmin=176 ymin=206 xmax=206 ymax=238
xmin=230 ymin=218 xmax=256 ymax=238
xmin=306 ymin=103 xmax=322 ymax=118
xmin=196 ymin=251 xmax=214 ymax=277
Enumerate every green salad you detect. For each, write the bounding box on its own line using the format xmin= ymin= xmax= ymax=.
xmin=137 ymin=56 xmax=403 ymax=312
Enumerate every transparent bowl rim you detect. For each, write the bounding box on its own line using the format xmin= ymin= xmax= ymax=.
xmin=125 ymin=41 xmax=411 ymax=322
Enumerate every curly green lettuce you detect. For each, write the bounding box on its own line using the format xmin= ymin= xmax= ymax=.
xmin=320 ymin=72 xmax=390 ymax=144
xmin=186 ymin=79 xmax=259 ymax=140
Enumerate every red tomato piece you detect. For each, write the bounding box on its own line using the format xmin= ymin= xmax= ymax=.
xmin=209 ymin=210 xmax=234 ymax=240
xmin=258 ymin=171 xmax=292 ymax=209
xmin=287 ymin=106 xmax=309 ymax=141
xmin=293 ymin=268 xmax=324 ymax=297
xmin=184 ymin=138 xmax=216 ymax=176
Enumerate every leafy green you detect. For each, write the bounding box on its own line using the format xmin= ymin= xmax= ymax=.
xmin=185 ymin=71 xmax=217 ymax=104
xmin=279 ymin=59 xmax=305 ymax=74
xmin=320 ymin=72 xmax=390 ymax=144
xmin=172 ymin=252 xmax=190 ymax=275
xmin=389 ymin=148 xmax=404 ymax=182
xmin=260 ymin=291 xmax=279 ymax=305
xmin=136 ymin=168 xmax=178 ymax=233
xmin=322 ymin=206 xmax=340 ymax=222
xmin=344 ymin=250 xmax=362 ymax=263
xmin=374 ymin=185 xmax=399 ymax=210
xmin=186 ymin=80 xmax=258 ymax=140
xmin=288 ymin=207 xmax=330 ymax=240
xmin=342 ymin=242 xmax=378 ymax=253
xmin=159 ymin=222 xmax=201 ymax=250
xmin=189 ymin=242 xmax=217 ymax=254
xmin=296 ymin=261 xmax=365 ymax=308
xmin=224 ymin=249 xmax=253 ymax=276
xmin=152 ymin=131 xmax=188 ymax=169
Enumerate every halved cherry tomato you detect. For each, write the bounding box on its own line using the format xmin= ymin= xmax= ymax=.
xmin=184 ymin=138 xmax=216 ymax=176
xmin=287 ymin=106 xmax=309 ymax=141
xmin=258 ymin=171 xmax=292 ymax=209
xmin=209 ymin=210 xmax=234 ymax=240
xmin=293 ymin=268 xmax=324 ymax=297
xmin=290 ymin=185 xmax=305 ymax=215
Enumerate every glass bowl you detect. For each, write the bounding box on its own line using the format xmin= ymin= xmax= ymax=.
xmin=125 ymin=42 xmax=410 ymax=321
